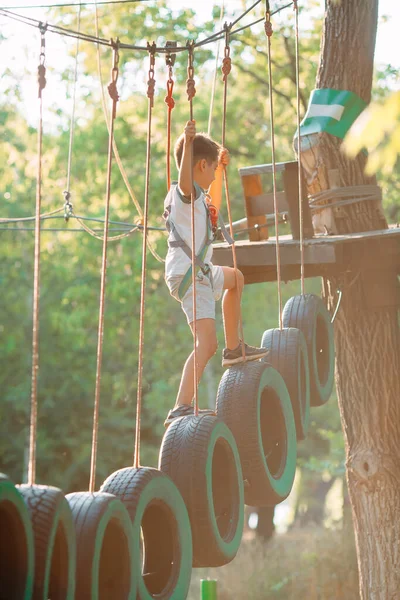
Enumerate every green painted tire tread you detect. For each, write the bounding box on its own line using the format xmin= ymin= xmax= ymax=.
xmin=17 ymin=484 xmax=76 ymax=599
xmin=282 ymin=294 xmax=335 ymax=407
xmin=159 ymin=415 xmax=244 ymax=568
xmin=100 ymin=466 xmax=192 ymax=600
xmin=216 ymin=361 xmax=297 ymax=506
xmin=0 ymin=474 xmax=34 ymax=600
xmin=261 ymin=327 xmax=310 ymax=440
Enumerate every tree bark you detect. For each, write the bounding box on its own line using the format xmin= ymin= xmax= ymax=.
xmin=299 ymin=2 xmax=400 ymax=598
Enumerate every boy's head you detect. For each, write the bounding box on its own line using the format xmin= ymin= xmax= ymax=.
xmin=175 ymin=132 xmax=221 ymax=190
xmin=174 ymin=132 xmax=221 ymax=169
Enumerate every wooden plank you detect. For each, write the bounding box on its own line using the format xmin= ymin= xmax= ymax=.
xmin=238 ymin=161 xmax=291 ymax=176
xmin=247 ymin=191 xmax=288 ymax=216
xmin=283 ymin=161 xmax=314 ymax=240
xmin=241 ymin=174 xmax=269 ymax=241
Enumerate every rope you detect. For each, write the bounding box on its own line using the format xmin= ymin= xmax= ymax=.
xmin=265 ymin=7 xmax=283 ymax=329
xmin=0 ymin=207 xmax=64 ymax=223
xmin=92 ymin=2 xmax=164 ymax=263
xmin=164 ymin=43 xmax=176 ymax=191
xmin=221 ymin=24 xmax=245 ymax=360
xmin=207 ymin=0 xmax=225 ymax=137
xmin=89 ymin=41 xmax=119 ymax=493
xmin=293 ymin=0 xmax=305 ymax=294
xmin=185 ymin=40 xmax=200 ymax=416
xmin=28 ymin=24 xmax=47 ymax=487
xmin=134 ymin=43 xmax=156 ymax=469
xmin=63 ymin=4 xmax=81 ymax=221
xmin=3 ymin=0 xmax=151 ymax=8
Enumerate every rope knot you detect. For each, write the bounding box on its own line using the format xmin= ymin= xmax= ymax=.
xmin=38 ymin=64 xmax=46 ymax=98
xmin=222 ymin=56 xmax=231 ymax=81
xmin=264 ymin=16 xmax=273 ymax=38
xmin=147 ymin=78 xmax=156 ymax=107
xmin=186 ymin=78 xmax=196 ymax=102
xmin=164 ymin=93 xmax=175 ymax=110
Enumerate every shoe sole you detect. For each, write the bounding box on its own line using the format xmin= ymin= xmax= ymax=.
xmin=222 ymin=351 xmax=268 ymax=368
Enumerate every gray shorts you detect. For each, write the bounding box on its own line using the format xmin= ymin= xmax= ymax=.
xmin=166 ymin=265 xmax=224 ymax=324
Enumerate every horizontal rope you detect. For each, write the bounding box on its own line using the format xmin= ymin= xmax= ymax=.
xmin=309 ymin=184 xmax=382 ymax=214
xmin=1 ymin=0 xmax=149 ymax=8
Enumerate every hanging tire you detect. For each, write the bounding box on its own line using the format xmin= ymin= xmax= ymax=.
xmin=17 ymin=484 xmax=76 ymax=600
xmin=216 ymin=361 xmax=297 ymax=507
xmin=261 ymin=327 xmax=310 ymax=440
xmin=159 ymin=415 xmax=244 ymax=568
xmin=100 ymin=466 xmax=192 ymax=600
xmin=66 ymin=491 xmax=136 ymax=600
xmin=282 ymin=294 xmax=335 ymax=407
xmin=0 ymin=474 xmax=34 ymax=600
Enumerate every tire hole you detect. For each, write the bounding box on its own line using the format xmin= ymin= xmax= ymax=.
xmin=363 ymin=462 xmax=369 ymax=473
xmin=212 ymin=438 xmax=240 ymax=541
xmin=99 ymin=517 xmax=131 ymax=599
xmin=141 ymin=501 xmax=179 ymax=596
xmin=299 ymin=350 xmax=307 ymax=416
xmin=0 ymin=501 xmax=28 ymax=599
xmin=316 ymin=314 xmax=330 ymax=385
xmin=260 ymin=386 xmax=287 ymax=479
xmin=48 ymin=520 xmax=69 ymax=599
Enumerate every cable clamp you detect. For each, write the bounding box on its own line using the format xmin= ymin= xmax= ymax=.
xmin=63 ymin=190 xmax=73 ymax=222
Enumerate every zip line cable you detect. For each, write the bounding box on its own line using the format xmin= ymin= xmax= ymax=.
xmin=0 ymin=2 xmax=295 ymax=53
xmin=1 ymin=0 xmax=150 ymax=8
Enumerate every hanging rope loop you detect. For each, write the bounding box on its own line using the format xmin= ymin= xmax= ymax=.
xmin=221 ymin=23 xmax=232 ymax=82
xmin=146 ymin=41 xmax=156 ymax=108
xmin=107 ymin=38 xmax=120 ymax=118
xmin=165 ymin=68 xmax=175 ymax=110
xmin=186 ymin=40 xmax=196 ymax=105
xmin=164 ymin=41 xmax=176 ymax=191
xmin=38 ymin=23 xmax=47 ymax=98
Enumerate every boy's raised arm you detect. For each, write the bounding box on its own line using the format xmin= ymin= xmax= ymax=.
xmin=208 ymin=148 xmax=229 ymax=211
xmin=178 ymin=120 xmax=196 ymax=198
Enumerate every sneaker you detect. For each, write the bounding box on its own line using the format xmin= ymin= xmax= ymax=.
xmin=164 ymin=404 xmax=215 ymax=428
xmin=222 ymin=341 xmax=268 ymax=367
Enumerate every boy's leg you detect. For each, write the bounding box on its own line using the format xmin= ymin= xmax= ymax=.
xmin=174 ymin=318 xmax=218 ymax=408
xmin=220 ymin=266 xmax=244 ymax=350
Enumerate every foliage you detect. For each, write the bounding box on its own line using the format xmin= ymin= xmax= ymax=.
xmin=0 ymin=0 xmax=396 ymax=501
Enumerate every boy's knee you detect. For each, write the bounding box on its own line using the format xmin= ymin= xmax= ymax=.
xmin=236 ymin=269 xmax=244 ymax=290
xmin=199 ymin=336 xmax=218 ymax=359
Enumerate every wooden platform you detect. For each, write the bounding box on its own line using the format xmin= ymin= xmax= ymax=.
xmin=213 ymin=225 xmax=400 ymax=284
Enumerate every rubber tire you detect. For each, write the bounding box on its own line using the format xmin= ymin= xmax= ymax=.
xmin=100 ymin=466 xmax=192 ymax=600
xmin=216 ymin=361 xmax=297 ymax=507
xmin=282 ymin=294 xmax=335 ymax=407
xmin=0 ymin=474 xmax=34 ymax=600
xmin=261 ymin=327 xmax=310 ymax=440
xmin=17 ymin=484 xmax=76 ymax=600
xmin=159 ymin=415 xmax=244 ymax=568
xmin=66 ymin=491 xmax=136 ymax=600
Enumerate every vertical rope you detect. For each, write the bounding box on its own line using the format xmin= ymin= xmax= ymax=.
xmin=186 ymin=41 xmax=199 ymax=415
xmin=63 ymin=5 xmax=81 ymax=220
xmin=164 ymin=46 xmax=175 ymax=191
xmin=133 ymin=43 xmax=156 ymax=469
xmin=28 ymin=23 xmax=47 ymax=486
xmin=207 ymin=0 xmax=225 ymax=137
xmin=89 ymin=41 xmax=120 ymax=492
xmin=265 ymin=8 xmax=283 ymax=329
xmin=293 ymin=0 xmax=305 ymax=294
xmin=221 ymin=24 xmax=245 ymax=359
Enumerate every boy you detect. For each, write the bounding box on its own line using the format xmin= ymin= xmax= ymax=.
xmin=164 ymin=120 xmax=267 ymax=427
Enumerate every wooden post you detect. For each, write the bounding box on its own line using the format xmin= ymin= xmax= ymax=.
xmin=241 ymin=174 xmax=269 ymax=241
xmin=282 ymin=161 xmax=314 ymax=240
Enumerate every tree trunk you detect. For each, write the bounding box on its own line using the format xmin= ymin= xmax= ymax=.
xmin=299 ymin=2 xmax=400 ymax=598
